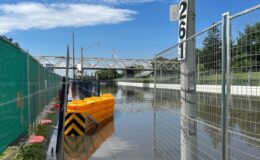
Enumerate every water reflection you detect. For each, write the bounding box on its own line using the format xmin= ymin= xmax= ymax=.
xmin=63 ymin=119 xmax=115 ymax=160
xmin=100 ymin=84 xmax=118 ymax=96
xmin=155 ymin=88 xmax=260 ymax=160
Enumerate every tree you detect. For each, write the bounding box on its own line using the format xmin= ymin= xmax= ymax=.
xmin=197 ymin=64 xmax=206 ymax=73
xmin=232 ymin=22 xmax=260 ymax=72
xmin=125 ymin=64 xmax=145 ymax=77
xmin=200 ymin=25 xmax=222 ymax=71
xmin=151 ymin=57 xmax=178 ymax=71
xmin=95 ymin=70 xmax=120 ymax=81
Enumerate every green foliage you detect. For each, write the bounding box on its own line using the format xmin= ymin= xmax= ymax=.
xmin=124 ymin=64 xmax=145 ymax=76
xmin=199 ymin=25 xmax=222 ymax=70
xmin=198 ymin=22 xmax=260 ymax=73
xmin=13 ymin=111 xmax=57 ymax=160
xmin=96 ymin=70 xmax=120 ymax=80
xmin=15 ymin=144 xmax=45 ymax=160
xmin=232 ymin=22 xmax=260 ymax=71
xmin=197 ymin=64 xmax=206 ymax=72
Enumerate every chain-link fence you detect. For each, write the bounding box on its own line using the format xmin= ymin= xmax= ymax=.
xmin=153 ymin=5 xmax=260 ymax=160
xmin=0 ymin=36 xmax=62 ymax=153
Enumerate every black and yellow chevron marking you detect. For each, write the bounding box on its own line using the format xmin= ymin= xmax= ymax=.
xmin=64 ymin=113 xmax=85 ymax=136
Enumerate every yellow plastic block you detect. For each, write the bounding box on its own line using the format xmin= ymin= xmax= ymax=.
xmin=66 ymin=93 xmax=114 ymax=126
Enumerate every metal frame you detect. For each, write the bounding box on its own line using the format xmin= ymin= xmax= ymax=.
xmin=230 ymin=4 xmax=260 ymax=19
xmin=34 ymin=56 xmax=180 ymax=71
xmin=153 ymin=4 xmax=259 ymax=160
xmin=221 ymin=12 xmax=230 ymax=160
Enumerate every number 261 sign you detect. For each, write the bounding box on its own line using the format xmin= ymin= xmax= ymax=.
xmin=178 ymin=0 xmax=188 ymax=61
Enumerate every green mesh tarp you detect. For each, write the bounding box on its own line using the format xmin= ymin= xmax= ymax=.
xmin=0 ymin=37 xmax=61 ymax=153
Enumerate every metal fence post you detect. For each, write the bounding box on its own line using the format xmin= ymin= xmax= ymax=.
xmin=27 ymin=55 xmax=31 ymax=137
xmin=72 ymin=32 xmax=75 ymax=80
xmin=221 ymin=12 xmax=231 ymax=160
xmin=97 ymin=79 xmax=101 ymax=96
xmin=160 ymin=69 xmax=163 ymax=100
xmin=153 ymin=57 xmax=157 ymax=102
xmin=56 ymin=77 xmax=65 ymax=153
xmin=153 ymin=56 xmax=157 ymax=160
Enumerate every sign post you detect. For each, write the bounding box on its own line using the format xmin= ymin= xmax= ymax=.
xmin=178 ymin=0 xmax=197 ymax=160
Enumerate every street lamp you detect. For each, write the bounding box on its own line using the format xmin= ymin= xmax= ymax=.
xmin=80 ymin=42 xmax=101 ymax=78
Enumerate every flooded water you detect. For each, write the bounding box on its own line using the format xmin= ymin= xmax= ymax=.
xmin=62 ymin=84 xmax=260 ymax=160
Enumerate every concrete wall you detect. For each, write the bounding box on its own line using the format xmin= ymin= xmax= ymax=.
xmin=117 ymin=82 xmax=260 ymax=97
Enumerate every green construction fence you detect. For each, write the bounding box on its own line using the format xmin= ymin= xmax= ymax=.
xmin=0 ymin=36 xmax=62 ymax=153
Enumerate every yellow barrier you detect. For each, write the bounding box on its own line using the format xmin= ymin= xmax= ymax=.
xmin=64 ymin=113 xmax=86 ymax=136
xmin=64 ymin=94 xmax=114 ymax=136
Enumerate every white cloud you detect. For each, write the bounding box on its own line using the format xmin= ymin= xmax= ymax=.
xmin=101 ymin=0 xmax=157 ymax=5
xmin=0 ymin=2 xmax=137 ymax=34
xmin=0 ymin=0 xmax=159 ymax=5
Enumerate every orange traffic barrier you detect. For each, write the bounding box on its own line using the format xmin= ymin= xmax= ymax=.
xmin=65 ymin=94 xmax=114 ymax=136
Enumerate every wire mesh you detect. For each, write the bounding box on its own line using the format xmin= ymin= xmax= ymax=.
xmin=155 ymin=47 xmax=180 ymax=85
xmin=228 ymin=6 xmax=260 ymax=160
xmin=0 ymin=37 xmax=61 ymax=153
xmin=153 ymin=5 xmax=259 ymax=160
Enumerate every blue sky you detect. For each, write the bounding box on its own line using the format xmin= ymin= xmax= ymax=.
xmin=1 ymin=0 xmax=259 ymax=59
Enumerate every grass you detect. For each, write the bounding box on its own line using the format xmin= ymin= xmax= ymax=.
xmin=13 ymin=111 xmax=57 ymax=160
xmin=14 ymin=144 xmax=45 ymax=160
xmin=2 ymin=102 xmax=58 ymax=160
xmin=0 ymin=147 xmax=19 ymax=160
xmin=198 ymin=72 xmax=260 ymax=85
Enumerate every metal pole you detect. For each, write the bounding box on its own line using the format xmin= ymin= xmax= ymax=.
xmin=56 ymin=77 xmax=65 ymax=153
xmin=226 ymin=12 xmax=231 ymax=160
xmin=27 ymin=55 xmax=31 ymax=137
xmin=65 ymin=45 xmax=69 ymax=102
xmin=38 ymin=66 xmax=41 ymax=120
xmin=81 ymin=47 xmax=84 ymax=79
xmin=197 ymin=54 xmax=200 ymax=83
xmin=61 ymin=45 xmax=69 ymax=158
xmin=153 ymin=56 xmax=157 ymax=160
xmin=72 ymin=32 xmax=75 ymax=80
xmin=160 ymin=69 xmax=162 ymax=85
xmin=153 ymin=57 xmax=157 ymax=101
xmin=160 ymin=69 xmax=163 ymax=101
xmin=180 ymin=0 xmax=197 ymax=160
xmin=221 ymin=12 xmax=230 ymax=160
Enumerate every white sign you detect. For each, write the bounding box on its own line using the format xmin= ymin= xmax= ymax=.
xmin=77 ymin=64 xmax=82 ymax=71
xmin=170 ymin=4 xmax=179 ymax=21
xmin=178 ymin=0 xmax=188 ymax=61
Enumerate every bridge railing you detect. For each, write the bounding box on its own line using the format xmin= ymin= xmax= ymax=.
xmin=153 ymin=5 xmax=260 ymax=160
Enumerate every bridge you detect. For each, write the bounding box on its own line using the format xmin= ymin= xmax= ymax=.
xmin=34 ymin=56 xmax=180 ymax=71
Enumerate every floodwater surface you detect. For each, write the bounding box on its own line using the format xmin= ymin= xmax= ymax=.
xmin=62 ymin=84 xmax=259 ymax=160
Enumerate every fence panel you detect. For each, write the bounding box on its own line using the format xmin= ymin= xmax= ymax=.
xmin=153 ymin=5 xmax=260 ymax=160
xmin=228 ymin=6 xmax=260 ymax=160
xmin=0 ymin=37 xmax=61 ymax=153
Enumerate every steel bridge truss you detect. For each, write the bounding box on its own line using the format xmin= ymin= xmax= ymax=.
xmin=34 ymin=56 xmax=180 ymax=71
